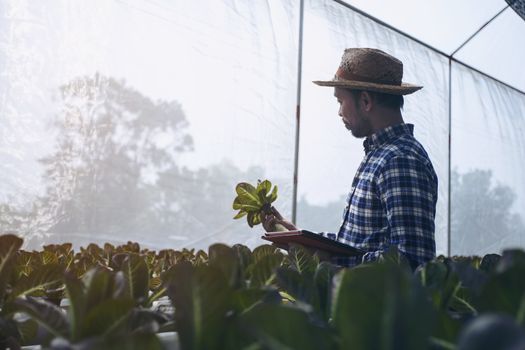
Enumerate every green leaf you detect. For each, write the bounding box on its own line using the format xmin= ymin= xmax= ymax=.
xmin=64 ymin=273 xmax=86 ymax=342
xmin=0 ymin=315 xmax=21 ymax=348
xmin=267 ymin=185 xmax=278 ymax=203
xmin=15 ymin=318 xmax=40 ymax=346
xmin=377 ymin=245 xmax=412 ymax=271
xmin=83 ymin=268 xmax=126 ymax=312
xmin=332 ymin=264 xmax=435 ymax=350
xmin=432 ymin=309 xmax=462 ymax=345
xmin=128 ymin=308 xmax=169 ymax=333
xmin=274 ymin=261 xmax=335 ymax=323
xmin=256 ymin=180 xmax=272 ymax=203
xmin=284 ymin=244 xmax=318 ymax=276
xmin=252 ymin=245 xmax=281 ymax=263
xmin=164 ymin=263 xmax=234 ymax=350
xmin=495 ymin=249 xmax=525 ymax=273
xmin=10 ymin=263 xmax=65 ymax=299
xmin=233 ymin=244 xmax=253 ymax=273
xmin=232 ymin=196 xmax=260 ymax=211
xmin=249 ymin=254 xmax=284 ymax=288
xmin=0 ymin=234 xmax=24 ymax=300
xmin=235 ymin=183 xmax=261 ymax=205
xmin=14 ymin=296 xmax=69 ymax=339
xmin=208 ymin=244 xmax=243 ymax=289
xmin=82 ymin=298 xmax=135 ymax=339
xmin=313 ymin=262 xmax=339 ymax=322
xmin=479 ymin=254 xmax=501 ymax=273
xmin=274 ymin=267 xmax=317 ymax=310
xmin=112 ymin=253 xmax=150 ymax=304
xmin=476 ymin=264 xmax=525 ymax=323
xmin=239 ymin=303 xmax=335 ymax=350
xmin=0 ymin=234 xmax=24 ymax=257
xmin=231 ymin=288 xmax=281 ymax=313
xmin=251 ymin=212 xmax=262 ymax=226
xmin=456 ymin=313 xmax=525 ymax=350
xmin=41 ymin=250 xmax=59 ymax=265
xmin=247 ymin=212 xmax=256 ymax=228
xmin=233 ymin=210 xmax=247 ymax=219
xmin=257 ymin=180 xmax=272 ymax=196
xmin=417 ymin=260 xmax=462 ymax=311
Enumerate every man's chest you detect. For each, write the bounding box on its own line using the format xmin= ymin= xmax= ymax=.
xmin=344 ymin=156 xmax=386 ymax=223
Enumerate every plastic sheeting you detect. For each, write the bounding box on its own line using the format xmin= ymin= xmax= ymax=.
xmin=451 ymin=63 xmax=525 ymax=255
xmin=342 ymin=0 xmax=525 ymax=93
xmin=296 ymin=0 xmax=449 ymax=255
xmin=1 ymin=0 xmax=524 ymax=256
xmin=0 ymin=0 xmax=299 ymax=250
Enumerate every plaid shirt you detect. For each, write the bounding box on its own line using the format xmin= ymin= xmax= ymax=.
xmin=322 ymin=123 xmax=437 ymax=269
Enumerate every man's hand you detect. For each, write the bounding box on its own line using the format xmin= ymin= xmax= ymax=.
xmin=261 ymin=206 xmax=298 ymax=232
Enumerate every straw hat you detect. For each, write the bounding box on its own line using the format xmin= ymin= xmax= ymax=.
xmin=313 ymin=48 xmax=422 ymax=95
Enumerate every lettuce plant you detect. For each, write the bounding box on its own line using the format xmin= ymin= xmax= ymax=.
xmin=15 ymin=267 xmax=166 ymax=349
xmin=232 ymin=179 xmax=287 ymax=231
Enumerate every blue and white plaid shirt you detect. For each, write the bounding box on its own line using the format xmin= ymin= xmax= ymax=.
xmin=323 ymin=123 xmax=438 ymax=269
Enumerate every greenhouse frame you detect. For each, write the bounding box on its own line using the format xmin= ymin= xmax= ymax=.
xmin=1 ymin=0 xmax=525 ymax=256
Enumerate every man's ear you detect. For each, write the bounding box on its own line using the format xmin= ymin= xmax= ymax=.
xmin=360 ymin=91 xmax=373 ymax=112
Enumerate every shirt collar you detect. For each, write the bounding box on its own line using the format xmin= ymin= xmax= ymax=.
xmin=363 ymin=123 xmax=414 ymax=154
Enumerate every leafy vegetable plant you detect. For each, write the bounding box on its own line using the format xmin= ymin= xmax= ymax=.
xmin=2 ymin=231 xmax=525 ymax=350
xmin=232 ymin=180 xmax=287 ymax=231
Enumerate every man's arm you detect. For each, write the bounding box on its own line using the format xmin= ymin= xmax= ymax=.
xmin=375 ymin=155 xmax=438 ymax=268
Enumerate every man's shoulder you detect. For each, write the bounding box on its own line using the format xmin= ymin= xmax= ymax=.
xmin=368 ymin=135 xmax=436 ymax=178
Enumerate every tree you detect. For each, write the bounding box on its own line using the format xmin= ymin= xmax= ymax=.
xmin=451 ymin=169 xmax=525 ymax=255
xmin=34 ymin=74 xmax=193 ymax=243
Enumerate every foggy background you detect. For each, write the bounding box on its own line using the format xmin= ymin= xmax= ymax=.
xmin=1 ymin=0 xmax=524 ymax=256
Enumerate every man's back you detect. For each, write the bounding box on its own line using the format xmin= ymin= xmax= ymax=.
xmin=336 ymin=123 xmax=438 ymax=268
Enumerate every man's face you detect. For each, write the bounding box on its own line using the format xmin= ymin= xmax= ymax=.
xmin=334 ymin=88 xmax=372 ymax=138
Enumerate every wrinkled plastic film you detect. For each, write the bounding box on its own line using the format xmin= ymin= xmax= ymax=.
xmin=297 ymin=0 xmax=449 ymax=255
xmin=451 ymin=62 xmax=525 ymax=255
xmin=0 ymin=0 xmax=299 ymax=250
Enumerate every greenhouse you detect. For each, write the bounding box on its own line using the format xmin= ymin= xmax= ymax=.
xmin=1 ymin=0 xmax=525 ymax=349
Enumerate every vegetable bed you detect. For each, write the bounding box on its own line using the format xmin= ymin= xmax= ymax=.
xmin=1 ymin=234 xmax=524 ymax=350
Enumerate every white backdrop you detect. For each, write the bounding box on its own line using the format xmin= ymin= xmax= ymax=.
xmin=1 ymin=0 xmax=524 ymax=256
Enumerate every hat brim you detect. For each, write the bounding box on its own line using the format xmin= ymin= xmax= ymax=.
xmin=312 ymin=79 xmax=422 ymax=95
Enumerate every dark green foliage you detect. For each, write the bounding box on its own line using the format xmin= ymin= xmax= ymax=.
xmin=457 ymin=314 xmax=525 ymax=350
xmin=0 ymin=234 xmax=24 ymax=302
xmin=332 ymin=262 xmax=435 ymax=350
xmin=111 ymin=253 xmax=150 ymax=306
xmin=164 ymin=262 xmax=235 ymax=350
xmin=275 ymin=245 xmax=339 ymax=323
xmin=239 ymin=303 xmax=336 ymax=350
xmin=2 ymin=233 xmax=525 ymax=349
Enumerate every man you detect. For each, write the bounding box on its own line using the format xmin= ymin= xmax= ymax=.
xmin=263 ymin=48 xmax=438 ymax=269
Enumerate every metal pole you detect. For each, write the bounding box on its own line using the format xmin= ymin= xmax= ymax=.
xmin=451 ymin=5 xmax=510 ymax=57
xmin=330 ymin=0 xmax=524 ymax=96
xmin=292 ymin=0 xmax=305 ymax=224
xmin=447 ymin=58 xmax=452 ymax=257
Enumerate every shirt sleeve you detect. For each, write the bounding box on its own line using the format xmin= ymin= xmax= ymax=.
xmin=375 ymin=155 xmax=437 ymax=268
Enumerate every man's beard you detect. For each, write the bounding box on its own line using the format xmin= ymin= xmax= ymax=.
xmin=347 ymin=117 xmax=369 ymax=138
xmin=350 ymin=128 xmax=367 ymax=138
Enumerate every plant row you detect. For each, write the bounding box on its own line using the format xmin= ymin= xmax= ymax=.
xmin=1 ymin=233 xmax=525 ymax=350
